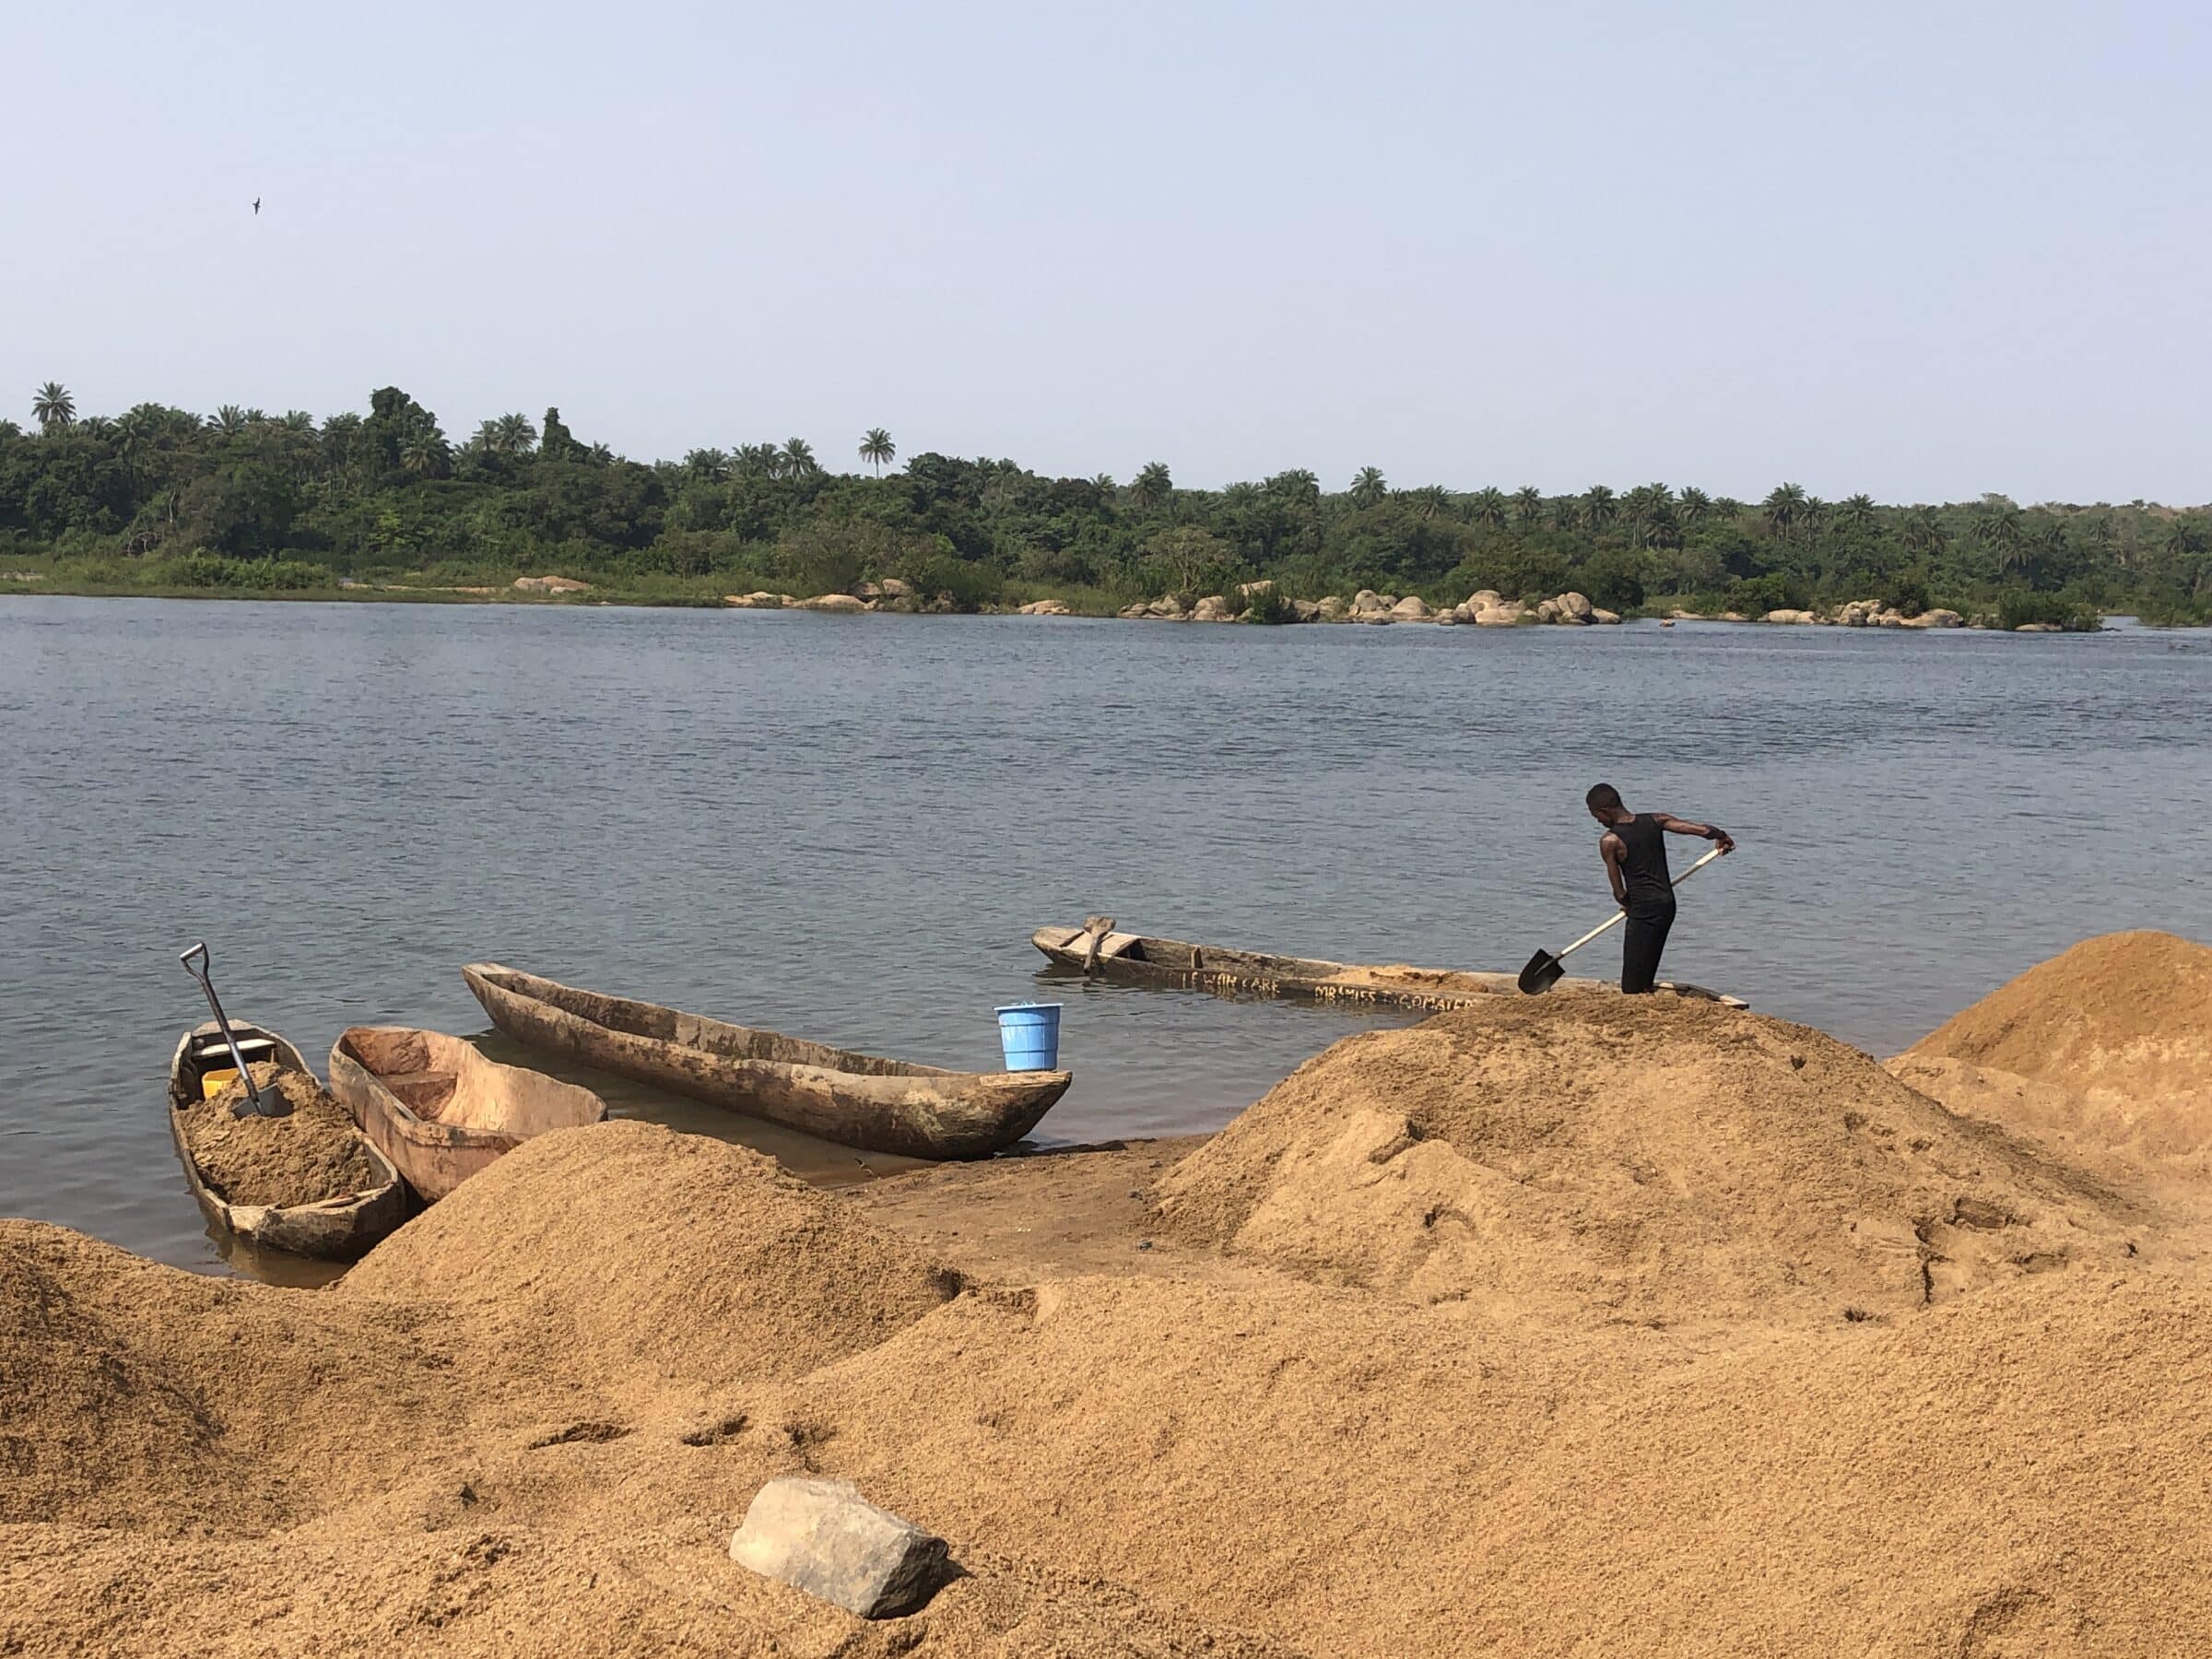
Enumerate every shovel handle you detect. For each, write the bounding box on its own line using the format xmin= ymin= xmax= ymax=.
xmin=179 ymin=941 xmax=267 ymax=1113
xmin=1553 ymin=844 xmax=1729 ymax=965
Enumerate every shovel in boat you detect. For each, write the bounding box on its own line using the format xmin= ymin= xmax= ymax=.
xmin=179 ymin=942 xmax=281 ymax=1116
xmin=1517 ymin=844 xmax=1728 ymax=994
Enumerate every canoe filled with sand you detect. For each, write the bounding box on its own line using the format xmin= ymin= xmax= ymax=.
xmin=165 ymin=1021 xmax=405 ymax=1260
xmin=461 ymin=961 xmax=1073 ymax=1160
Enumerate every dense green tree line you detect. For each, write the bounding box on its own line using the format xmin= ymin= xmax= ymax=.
xmin=5 ymin=384 xmax=2206 ymax=623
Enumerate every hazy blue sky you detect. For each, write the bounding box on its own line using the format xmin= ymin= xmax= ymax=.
xmin=8 ymin=1 xmax=2207 ymax=500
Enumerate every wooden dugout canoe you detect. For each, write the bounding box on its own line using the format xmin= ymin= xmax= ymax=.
xmin=166 ymin=1020 xmax=406 ymax=1261
xmin=462 ymin=962 xmax=1073 ymax=1160
xmin=1030 ymin=923 xmax=1746 ymax=1010
xmin=328 ymin=1026 xmax=608 ymax=1202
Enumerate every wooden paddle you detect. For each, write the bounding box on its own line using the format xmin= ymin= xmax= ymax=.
xmin=1516 ymin=844 xmax=1728 ymax=994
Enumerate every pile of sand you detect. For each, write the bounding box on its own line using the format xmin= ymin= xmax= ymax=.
xmin=0 ymin=1221 xmax=441 ymax=1531
xmin=797 ymin=1259 xmax=2212 ymax=1656
xmin=344 ymin=1120 xmax=964 ymax=1390
xmin=180 ymin=1065 xmax=381 ymax=1207
xmin=1900 ymin=930 xmax=2212 ymax=1162
xmin=1157 ymin=995 xmax=2139 ymax=1324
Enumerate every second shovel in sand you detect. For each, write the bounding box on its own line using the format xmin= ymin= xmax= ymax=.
xmin=1518 ymin=843 xmax=1728 ymax=994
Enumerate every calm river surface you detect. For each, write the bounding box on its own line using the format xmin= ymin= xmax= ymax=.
xmin=4 ymin=596 xmax=2208 ymax=1277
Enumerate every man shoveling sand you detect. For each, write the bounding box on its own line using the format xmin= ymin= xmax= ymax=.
xmin=1586 ymin=782 xmax=1734 ymax=994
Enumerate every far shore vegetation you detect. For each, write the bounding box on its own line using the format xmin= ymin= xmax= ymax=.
xmin=6 ymin=383 xmax=2208 ymax=629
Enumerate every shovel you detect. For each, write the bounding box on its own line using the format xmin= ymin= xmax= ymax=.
xmin=179 ymin=942 xmax=280 ymax=1117
xmin=1517 ymin=844 xmax=1728 ymax=995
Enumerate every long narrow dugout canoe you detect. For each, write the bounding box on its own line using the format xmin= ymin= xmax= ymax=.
xmin=1030 ymin=923 xmax=1746 ymax=1011
xmin=166 ymin=1020 xmax=406 ymax=1261
xmin=462 ymin=962 xmax=1073 ymax=1160
xmin=329 ymin=1026 xmax=607 ymax=1202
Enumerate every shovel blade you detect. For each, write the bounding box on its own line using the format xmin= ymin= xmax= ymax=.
xmin=1517 ymin=949 xmax=1566 ymax=995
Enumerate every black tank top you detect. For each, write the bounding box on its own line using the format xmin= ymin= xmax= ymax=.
xmin=1616 ymin=814 xmax=1674 ymax=906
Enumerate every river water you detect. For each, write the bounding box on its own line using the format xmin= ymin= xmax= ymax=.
xmin=4 ymin=596 xmax=2207 ymax=1277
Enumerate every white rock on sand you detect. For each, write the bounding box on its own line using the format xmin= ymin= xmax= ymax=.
xmin=729 ymin=1477 xmax=951 ymax=1618
xmin=512 ymin=575 xmax=591 ymax=594
xmin=801 ymin=594 xmax=867 ymax=612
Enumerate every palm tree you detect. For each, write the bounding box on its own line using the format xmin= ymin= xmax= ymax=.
xmin=1468 ymin=488 xmax=1509 ymax=531
xmin=212 ymin=405 xmax=250 ymax=437
xmin=1406 ymin=484 xmax=1449 ymax=520
xmin=1711 ymin=496 xmax=1747 ymax=522
xmin=859 ymin=428 xmax=895 ymax=477
xmin=1901 ymin=506 xmax=1946 ymax=559
xmin=781 ymin=437 xmax=818 ymax=477
xmin=734 ymin=442 xmax=779 ymax=480
xmin=1837 ymin=493 xmax=1878 ymax=537
xmin=494 ymin=412 xmax=538 ymax=456
xmin=1975 ymin=502 xmax=2026 ymax=573
xmin=683 ymin=448 xmax=730 ymax=483
xmin=281 ymin=409 xmax=316 ymax=433
xmin=1131 ymin=462 xmax=1172 ymax=512
xmin=1348 ymin=466 xmax=1388 ymax=508
xmin=399 ymin=430 xmax=450 ymax=477
xmin=1677 ymin=486 xmax=1712 ymax=528
xmin=1762 ymin=483 xmax=1807 ymax=540
xmin=31 ymin=382 xmax=75 ymax=429
xmin=1622 ymin=484 xmax=1676 ymax=549
xmin=1268 ymin=468 xmax=1321 ymax=507
xmin=1512 ymin=487 xmax=1545 ymax=530
xmin=1583 ymin=484 xmax=1618 ymax=535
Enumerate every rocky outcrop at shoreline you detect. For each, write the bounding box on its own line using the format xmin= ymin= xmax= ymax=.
xmin=1111 ymin=585 xmax=1626 ymax=628
xmin=715 ymin=582 xmax=2078 ymax=632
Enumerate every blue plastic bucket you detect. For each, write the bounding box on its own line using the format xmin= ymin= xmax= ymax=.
xmin=995 ymin=1002 xmax=1064 ymax=1071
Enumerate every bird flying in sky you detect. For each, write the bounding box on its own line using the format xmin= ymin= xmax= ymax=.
xmin=252 ymin=198 xmax=261 ymax=216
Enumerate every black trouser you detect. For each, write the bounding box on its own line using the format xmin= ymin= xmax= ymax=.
xmin=1621 ymin=898 xmax=1676 ymax=994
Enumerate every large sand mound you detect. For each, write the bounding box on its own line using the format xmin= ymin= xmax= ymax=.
xmin=797 ymin=1264 xmax=2212 ymax=1656
xmin=1906 ymin=930 xmax=2212 ymax=1159
xmin=344 ymin=1120 xmax=963 ymax=1390
xmin=1158 ymin=997 xmax=2138 ymax=1324
xmin=0 ymin=1221 xmax=441 ymax=1531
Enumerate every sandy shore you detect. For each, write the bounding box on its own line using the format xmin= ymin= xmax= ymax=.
xmin=5 ymin=931 xmax=2211 ymax=1656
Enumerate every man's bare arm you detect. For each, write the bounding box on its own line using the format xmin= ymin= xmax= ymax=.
xmin=1654 ymin=812 xmax=1735 ymax=853
xmin=1600 ymin=832 xmax=1630 ymax=906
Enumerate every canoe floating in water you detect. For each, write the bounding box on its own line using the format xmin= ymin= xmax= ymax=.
xmin=328 ymin=1026 xmax=608 ymax=1202
xmin=166 ymin=1020 xmax=406 ymax=1261
xmin=461 ymin=962 xmax=1073 ymax=1161
xmin=1030 ymin=922 xmax=1746 ymax=1010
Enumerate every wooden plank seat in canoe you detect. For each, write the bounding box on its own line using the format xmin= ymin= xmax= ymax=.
xmin=461 ymin=962 xmax=1073 ymax=1161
